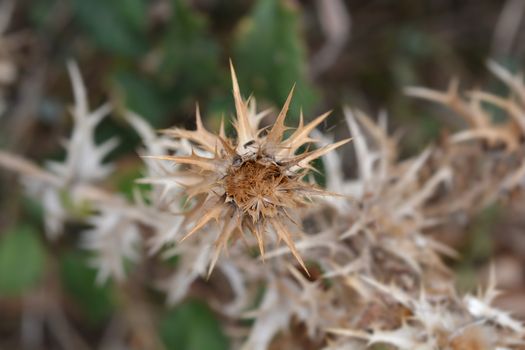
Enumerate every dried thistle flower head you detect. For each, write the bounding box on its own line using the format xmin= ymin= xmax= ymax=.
xmin=146 ymin=63 xmax=348 ymax=274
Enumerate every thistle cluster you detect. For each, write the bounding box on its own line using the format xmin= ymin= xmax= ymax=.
xmin=1 ymin=61 xmax=525 ymax=349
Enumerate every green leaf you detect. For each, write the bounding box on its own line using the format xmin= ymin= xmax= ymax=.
xmin=157 ymin=0 xmax=221 ymax=94
xmin=22 ymin=196 xmax=45 ymax=224
xmin=234 ymin=0 xmax=318 ymax=118
xmin=455 ymin=204 xmax=500 ymax=292
xmin=59 ymin=252 xmax=116 ymax=325
xmin=29 ymin=0 xmax=60 ymax=30
xmin=110 ymin=162 xmax=148 ymax=201
xmin=0 ymin=225 xmax=46 ymax=296
xmin=116 ymin=0 xmax=148 ymax=32
xmin=71 ymin=0 xmax=148 ymax=57
xmin=113 ymin=71 xmax=171 ymax=127
xmin=160 ymin=300 xmax=229 ymax=350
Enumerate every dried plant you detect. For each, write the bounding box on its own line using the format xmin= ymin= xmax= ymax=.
xmin=1 ymin=61 xmax=525 ymax=350
xmin=141 ymin=63 xmax=349 ymax=275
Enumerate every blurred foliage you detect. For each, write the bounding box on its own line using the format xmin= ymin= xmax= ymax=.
xmin=71 ymin=0 xmax=148 ymax=57
xmin=112 ymin=72 xmax=172 ymax=127
xmin=455 ymin=203 xmax=501 ymax=292
xmin=28 ymin=0 xmax=318 ymax=131
xmin=0 ymin=225 xmax=45 ymax=296
xmin=113 ymin=162 xmax=148 ymax=200
xmin=160 ymin=299 xmax=229 ymax=350
xmin=60 ymin=251 xmax=116 ymax=324
xmin=234 ymin=0 xmax=318 ymax=119
xmin=158 ymin=0 xmax=221 ymax=93
xmin=110 ymin=0 xmax=223 ymax=128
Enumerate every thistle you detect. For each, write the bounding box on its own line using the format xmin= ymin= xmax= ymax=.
xmin=146 ymin=63 xmax=348 ymax=274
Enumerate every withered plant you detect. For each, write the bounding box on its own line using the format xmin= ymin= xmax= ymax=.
xmin=1 ymin=61 xmax=525 ymax=349
xmin=142 ymin=63 xmax=348 ymax=275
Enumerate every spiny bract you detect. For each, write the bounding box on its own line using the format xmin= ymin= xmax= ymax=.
xmin=145 ymin=63 xmax=348 ymax=275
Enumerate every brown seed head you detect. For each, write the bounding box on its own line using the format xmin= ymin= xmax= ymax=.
xmin=223 ymin=155 xmax=297 ymax=222
xmin=146 ymin=63 xmax=349 ymax=274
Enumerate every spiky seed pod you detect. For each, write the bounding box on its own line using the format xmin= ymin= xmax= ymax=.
xmin=146 ymin=63 xmax=349 ymax=274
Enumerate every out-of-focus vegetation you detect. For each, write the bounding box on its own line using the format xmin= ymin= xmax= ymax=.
xmin=1 ymin=0 xmax=524 ymax=349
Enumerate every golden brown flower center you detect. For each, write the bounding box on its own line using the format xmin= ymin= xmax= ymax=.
xmin=224 ymin=159 xmax=287 ymax=217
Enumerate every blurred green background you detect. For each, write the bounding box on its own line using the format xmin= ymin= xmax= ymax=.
xmin=1 ymin=0 xmax=524 ymax=349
